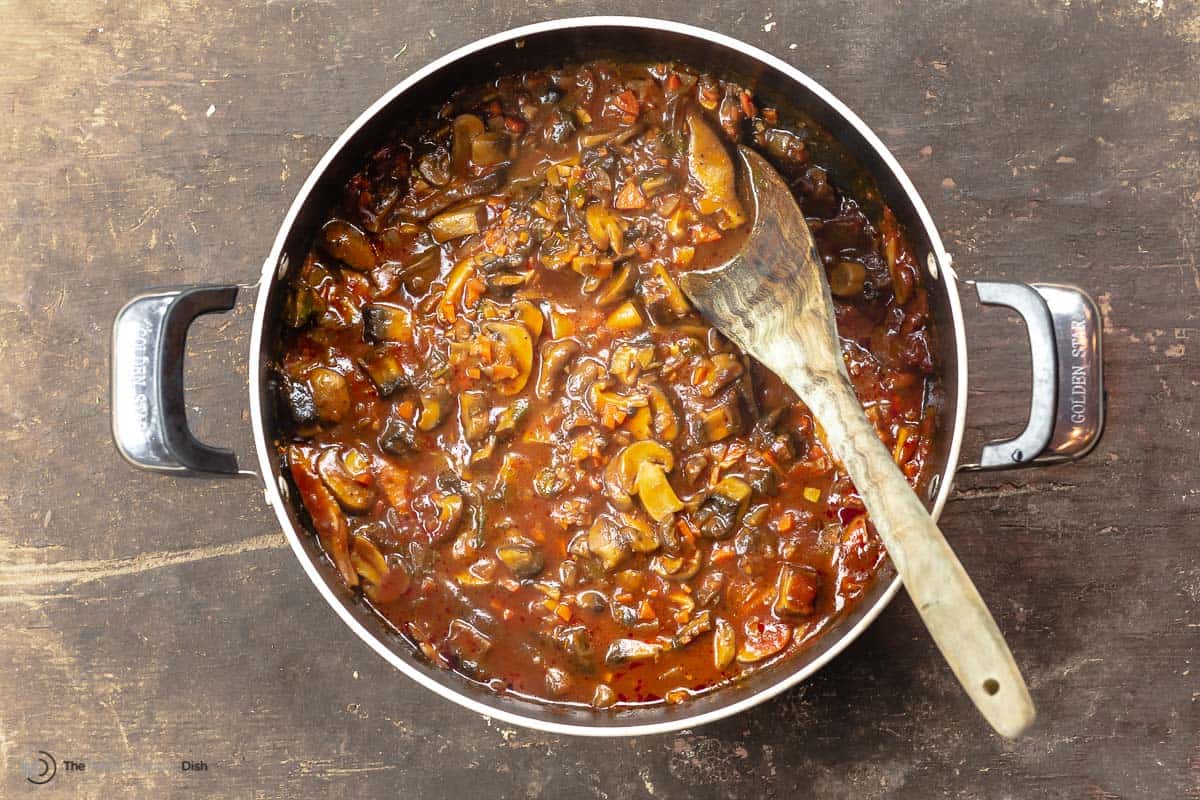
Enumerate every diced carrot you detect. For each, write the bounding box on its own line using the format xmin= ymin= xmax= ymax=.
xmin=491 ymin=364 xmax=519 ymax=381
xmin=613 ymin=89 xmax=640 ymax=117
xmin=396 ymin=400 xmax=416 ymax=421
xmin=739 ymin=91 xmax=756 ymax=118
xmin=677 ymin=517 xmax=699 ymax=540
xmin=665 ymin=73 xmax=682 ymax=92
xmin=555 ymin=603 xmax=573 ymax=622
xmin=893 ymin=426 xmax=913 ymax=465
xmin=711 ymin=544 xmax=735 ymax=564
xmin=777 ymin=513 xmax=794 ymax=533
xmin=615 ymin=180 xmax=647 ymax=210
xmin=463 ymin=276 xmax=486 ymax=308
xmin=638 ymin=600 xmax=656 ymax=621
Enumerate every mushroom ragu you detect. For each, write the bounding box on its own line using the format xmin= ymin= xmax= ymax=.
xmin=276 ymin=60 xmax=938 ymax=708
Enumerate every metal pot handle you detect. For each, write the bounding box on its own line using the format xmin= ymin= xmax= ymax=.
xmin=111 ymin=284 xmax=243 ymax=475
xmin=960 ymin=280 xmax=1105 ymax=471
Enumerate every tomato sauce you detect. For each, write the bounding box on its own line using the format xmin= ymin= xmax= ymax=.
xmin=276 ymin=60 xmax=938 ymax=708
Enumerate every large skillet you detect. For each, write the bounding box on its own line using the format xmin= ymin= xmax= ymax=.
xmin=111 ymin=17 xmax=1104 ymax=736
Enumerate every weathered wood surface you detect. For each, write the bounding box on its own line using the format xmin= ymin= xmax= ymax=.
xmin=0 ymin=1 xmax=1196 ymax=798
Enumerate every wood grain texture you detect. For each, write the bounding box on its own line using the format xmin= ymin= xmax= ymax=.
xmin=681 ymin=146 xmax=1035 ymax=738
xmin=0 ymin=1 xmax=1197 ymax=798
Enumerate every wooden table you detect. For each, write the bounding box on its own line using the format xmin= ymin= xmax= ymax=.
xmin=2 ymin=2 xmax=1196 ymax=797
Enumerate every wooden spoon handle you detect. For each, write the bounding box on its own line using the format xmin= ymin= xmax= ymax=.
xmin=795 ymin=367 xmax=1035 ymax=738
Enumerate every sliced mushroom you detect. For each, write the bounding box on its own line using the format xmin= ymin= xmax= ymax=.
xmin=450 ymin=114 xmax=485 ymax=177
xmin=829 ymin=259 xmax=867 ymax=297
xmin=693 ymin=476 xmax=752 ymax=540
xmin=496 ymin=539 xmax=545 ymax=578
xmin=417 ymin=383 xmax=451 ymax=431
xmin=592 ymin=683 xmax=617 ymax=708
xmin=585 ymin=203 xmax=625 ymax=253
xmin=640 ymin=261 xmax=691 ymax=317
xmin=671 ymin=609 xmax=713 ymax=649
xmin=459 ymin=390 xmax=491 ymax=442
xmin=647 ymin=385 xmax=679 ymax=441
xmin=483 ymin=320 xmax=534 ymax=395
xmin=635 ymin=460 xmax=684 ymax=522
xmin=619 ymin=512 xmax=661 ymax=554
xmin=307 ymin=368 xmax=351 ymax=424
xmin=595 ymin=264 xmax=637 ymax=307
xmin=536 ymin=339 xmax=580 ymax=399
xmin=650 ymin=549 xmax=702 ymax=582
xmin=415 ymin=492 xmax=464 ymax=543
xmin=288 ymin=446 xmax=356 ymax=587
xmin=694 ymin=571 xmax=726 ymax=607
xmin=493 ymin=399 xmax=529 ymax=441
xmin=603 ymin=440 xmax=674 ymax=511
xmin=471 ymin=131 xmax=510 ymax=166
xmin=713 ymin=616 xmax=736 ymax=669
xmin=774 ymin=564 xmax=820 ymax=617
xmin=361 ymin=351 xmax=409 ymax=397
xmin=589 ymin=384 xmax=649 ymax=430
xmin=587 ymin=514 xmax=634 ymax=571
xmin=320 ymin=219 xmax=377 ymax=270
xmin=350 ymin=533 xmax=389 ymax=586
xmin=507 ymin=299 xmax=545 ymax=339
xmin=699 ymin=396 xmax=743 ymax=443
xmin=604 ymin=638 xmax=664 ymax=666
xmin=317 ymin=447 xmax=376 ymax=514
xmin=430 ymin=203 xmax=486 ymax=245
xmin=553 ymin=625 xmax=595 ymax=672
xmin=363 ymin=303 xmax=413 ymax=343
xmin=417 ymin=147 xmax=451 ymax=186
xmin=398 ymin=249 xmax=442 ymax=295
xmin=283 ymin=376 xmax=317 ymax=426
xmin=284 ymin=286 xmax=324 ymax=329
xmin=609 ymin=342 xmax=654 ymax=385
xmin=696 ymin=353 xmax=744 ymax=398
xmin=686 ymin=114 xmax=747 ymax=230
xmin=737 ymin=617 xmax=792 ymax=663
xmin=379 ymin=415 xmax=416 ymax=455
xmin=533 ymin=465 xmax=569 ymax=498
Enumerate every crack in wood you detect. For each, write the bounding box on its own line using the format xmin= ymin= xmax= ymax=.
xmin=0 ymin=533 xmax=286 ymax=594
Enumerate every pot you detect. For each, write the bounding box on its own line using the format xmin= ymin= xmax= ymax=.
xmin=110 ymin=17 xmax=1104 ymax=736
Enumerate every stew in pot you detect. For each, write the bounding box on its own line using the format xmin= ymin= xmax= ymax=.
xmin=277 ymin=61 xmax=938 ymax=708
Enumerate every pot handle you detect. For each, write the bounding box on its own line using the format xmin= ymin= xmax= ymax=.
xmin=111 ymin=285 xmax=242 ymax=475
xmin=960 ymin=281 xmax=1105 ymax=471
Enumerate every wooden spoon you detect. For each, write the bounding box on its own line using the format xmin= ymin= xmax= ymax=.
xmin=678 ymin=145 xmax=1036 ymax=738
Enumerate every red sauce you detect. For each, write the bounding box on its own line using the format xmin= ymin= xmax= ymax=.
xmin=276 ymin=61 xmax=938 ymax=708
